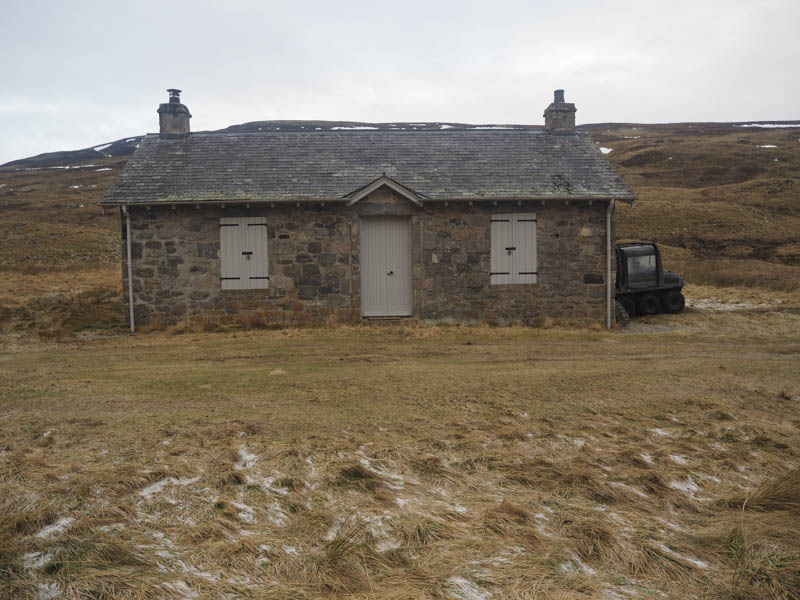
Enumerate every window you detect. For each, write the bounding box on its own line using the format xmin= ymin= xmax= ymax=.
xmin=219 ymin=217 xmax=269 ymax=290
xmin=490 ymin=213 xmax=537 ymax=285
xmin=626 ymin=253 xmax=657 ymax=289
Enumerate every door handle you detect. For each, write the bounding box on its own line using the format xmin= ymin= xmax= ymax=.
xmin=505 ymin=246 xmax=516 ymax=254
xmin=387 ymin=270 xmax=394 ymax=276
xmin=242 ymin=251 xmax=253 ymax=259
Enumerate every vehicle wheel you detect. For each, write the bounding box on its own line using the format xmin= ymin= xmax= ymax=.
xmin=638 ymin=293 xmax=662 ymax=315
xmin=615 ymin=300 xmax=631 ymax=327
xmin=662 ymin=290 xmax=685 ymax=314
xmin=618 ymin=296 xmax=636 ymax=318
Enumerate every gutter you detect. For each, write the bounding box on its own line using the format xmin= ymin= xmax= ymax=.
xmin=99 ymin=195 xmax=637 ymax=208
xmin=122 ymin=206 xmax=135 ymax=333
xmin=606 ymin=199 xmax=614 ymax=330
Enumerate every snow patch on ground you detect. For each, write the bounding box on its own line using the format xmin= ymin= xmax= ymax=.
xmin=23 ymin=551 xmax=52 ymax=570
xmin=758 ymin=144 xmax=777 ymax=148
xmin=656 ymin=517 xmax=688 ymax=533
xmin=609 ymin=482 xmax=648 ymax=498
xmin=37 ymin=583 xmax=62 ymax=600
xmin=735 ymin=123 xmax=799 ymax=128
xmin=648 ymin=428 xmax=671 ymax=437
xmin=36 ymin=517 xmax=74 ymax=538
xmin=640 ymin=453 xmax=654 ymax=464
xmin=445 ymin=575 xmax=492 ymax=600
xmin=670 ymin=454 xmax=688 ymax=465
xmin=358 ymin=457 xmax=409 ymax=490
xmin=331 ymin=126 xmax=378 ymax=130
xmin=654 ymin=542 xmax=708 ymax=569
xmin=687 ymin=298 xmax=769 ymax=311
xmin=560 ymin=551 xmax=597 ymax=575
xmin=95 ymin=167 xmax=112 ymax=171
xmin=599 ymin=147 xmax=613 ymax=154
xmin=94 ymin=143 xmax=112 ymax=152
xmin=266 ymin=500 xmax=288 ymax=527
xmin=669 ymin=477 xmax=701 ymax=495
xmin=235 ymin=446 xmax=259 ymax=470
xmin=376 ymin=537 xmax=402 ymax=552
xmin=163 ymin=580 xmax=198 ymax=599
xmin=139 ymin=476 xmax=200 ymax=499
xmin=244 ymin=473 xmax=289 ymax=496
xmin=232 ymin=501 xmax=256 ymax=523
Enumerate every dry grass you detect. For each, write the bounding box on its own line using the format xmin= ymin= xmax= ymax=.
xmin=1 ymin=305 xmax=799 ymax=598
xmin=673 ymin=257 xmax=800 ymax=292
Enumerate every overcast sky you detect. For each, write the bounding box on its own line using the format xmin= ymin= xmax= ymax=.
xmin=1 ymin=0 xmax=798 ymax=165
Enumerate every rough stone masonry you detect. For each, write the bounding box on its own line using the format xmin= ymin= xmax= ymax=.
xmin=122 ymin=187 xmax=611 ymax=327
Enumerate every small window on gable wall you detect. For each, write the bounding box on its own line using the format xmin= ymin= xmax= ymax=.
xmin=490 ymin=213 xmax=537 ymax=285
xmin=219 ymin=217 xmax=269 ymax=290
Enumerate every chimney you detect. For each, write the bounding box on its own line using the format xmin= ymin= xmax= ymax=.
xmin=157 ymin=89 xmax=191 ymax=137
xmin=543 ymin=89 xmax=576 ymax=132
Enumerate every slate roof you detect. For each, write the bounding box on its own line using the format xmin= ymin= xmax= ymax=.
xmin=100 ymin=128 xmax=635 ymax=205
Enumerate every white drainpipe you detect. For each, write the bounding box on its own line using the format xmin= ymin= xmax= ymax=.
xmin=606 ymin=199 xmax=614 ymax=329
xmin=123 ymin=206 xmax=135 ymax=333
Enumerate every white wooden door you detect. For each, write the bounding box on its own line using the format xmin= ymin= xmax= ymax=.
xmin=360 ymin=217 xmax=412 ymax=317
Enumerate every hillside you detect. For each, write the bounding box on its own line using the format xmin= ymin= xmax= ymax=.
xmin=0 ymin=121 xmax=798 ymax=332
xmin=586 ymin=122 xmax=800 ymax=291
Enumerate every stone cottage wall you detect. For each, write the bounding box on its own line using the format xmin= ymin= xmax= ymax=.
xmin=415 ymin=201 xmax=609 ymax=325
xmin=121 ymin=192 xmax=611 ymax=328
xmin=122 ymin=204 xmax=356 ymax=326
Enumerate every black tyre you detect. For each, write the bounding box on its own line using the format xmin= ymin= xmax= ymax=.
xmin=615 ymin=300 xmax=631 ymax=327
xmin=662 ymin=290 xmax=685 ymax=314
xmin=638 ymin=293 xmax=662 ymax=315
xmin=618 ymin=296 xmax=636 ymax=317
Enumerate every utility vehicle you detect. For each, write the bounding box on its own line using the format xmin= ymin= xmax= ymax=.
xmin=615 ymin=242 xmax=686 ymax=316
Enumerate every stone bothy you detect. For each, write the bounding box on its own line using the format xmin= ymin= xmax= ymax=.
xmin=101 ymin=89 xmax=635 ymax=330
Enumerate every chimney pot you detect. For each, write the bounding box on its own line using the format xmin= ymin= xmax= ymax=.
xmin=167 ymin=89 xmax=182 ymax=104
xmin=554 ymin=89 xmax=565 ymax=103
xmin=158 ymin=89 xmax=191 ymax=137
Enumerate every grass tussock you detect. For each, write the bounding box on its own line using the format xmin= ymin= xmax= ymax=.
xmin=731 ymin=466 xmax=800 ymax=514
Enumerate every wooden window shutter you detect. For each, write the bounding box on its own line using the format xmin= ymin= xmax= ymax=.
xmin=219 ymin=217 xmax=269 ymax=290
xmin=490 ymin=213 xmax=537 ymax=285
xmin=490 ymin=214 xmax=514 ymax=285
xmin=220 ymin=217 xmax=244 ymax=290
xmin=513 ymin=213 xmax=537 ymax=284
xmin=244 ymin=217 xmax=269 ymax=289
